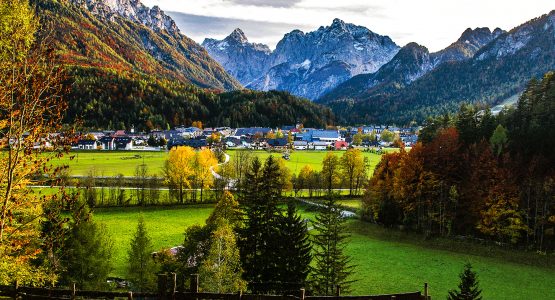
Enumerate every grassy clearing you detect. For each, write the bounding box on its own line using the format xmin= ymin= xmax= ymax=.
xmin=227 ymin=150 xmax=382 ymax=175
xmin=46 ymin=150 xmax=383 ymax=176
xmin=92 ymin=204 xmax=555 ymax=299
xmin=48 ymin=151 xmax=167 ymax=177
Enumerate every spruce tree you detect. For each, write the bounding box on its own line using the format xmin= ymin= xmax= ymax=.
xmin=311 ymin=197 xmax=355 ymax=295
xmin=126 ymin=215 xmax=156 ymax=291
xmin=238 ymin=156 xmax=283 ymax=293
xmin=447 ymin=263 xmax=482 ymax=300
xmin=62 ymin=203 xmax=113 ymax=290
xmin=275 ymin=202 xmax=312 ymax=292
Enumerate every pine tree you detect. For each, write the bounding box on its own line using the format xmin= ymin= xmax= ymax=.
xmin=274 ymin=202 xmax=312 ymax=292
xmin=311 ymin=197 xmax=355 ymax=295
xmin=126 ymin=215 xmax=156 ymax=292
xmin=447 ymin=263 xmax=482 ymax=300
xmin=62 ymin=203 xmax=113 ymax=290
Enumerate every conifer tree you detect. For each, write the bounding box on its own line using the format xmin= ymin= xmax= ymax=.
xmin=311 ymin=198 xmax=355 ymax=295
xmin=447 ymin=263 xmax=482 ymax=300
xmin=275 ymin=202 xmax=312 ymax=291
xmin=62 ymin=203 xmax=113 ymax=289
xmin=126 ymin=215 xmax=156 ymax=291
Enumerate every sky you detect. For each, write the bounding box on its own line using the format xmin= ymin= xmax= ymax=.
xmin=142 ymin=0 xmax=554 ymax=51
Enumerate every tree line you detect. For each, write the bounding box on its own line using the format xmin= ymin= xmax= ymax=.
xmin=363 ymin=72 xmax=555 ymax=251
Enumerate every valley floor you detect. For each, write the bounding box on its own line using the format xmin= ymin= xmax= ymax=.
xmin=93 ymin=203 xmax=555 ymax=299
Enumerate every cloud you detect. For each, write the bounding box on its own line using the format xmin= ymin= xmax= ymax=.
xmin=225 ymin=0 xmax=302 ymax=8
xmin=166 ymin=12 xmax=313 ymax=49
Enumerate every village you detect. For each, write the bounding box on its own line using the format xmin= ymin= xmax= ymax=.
xmin=75 ymin=125 xmax=420 ymax=152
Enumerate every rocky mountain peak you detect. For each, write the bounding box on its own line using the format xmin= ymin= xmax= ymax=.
xmin=70 ymin=0 xmax=179 ymax=35
xmin=226 ymin=28 xmax=249 ymax=44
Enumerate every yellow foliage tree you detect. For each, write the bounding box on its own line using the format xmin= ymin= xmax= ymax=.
xmin=340 ymin=149 xmax=365 ymax=196
xmin=195 ymin=149 xmax=218 ymax=202
xmin=0 ymin=0 xmax=69 ymax=285
xmin=164 ymin=146 xmax=195 ymax=203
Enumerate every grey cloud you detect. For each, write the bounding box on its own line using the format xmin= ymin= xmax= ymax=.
xmin=224 ymin=0 xmax=302 ymax=8
xmin=166 ymin=11 xmax=313 ymax=47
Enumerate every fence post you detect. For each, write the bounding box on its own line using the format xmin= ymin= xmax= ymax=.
xmin=299 ymin=288 xmax=305 ymax=300
xmin=335 ymin=285 xmax=341 ymax=296
xmin=127 ymin=291 xmax=133 ymax=300
xmin=190 ymin=274 xmax=199 ymax=293
xmin=424 ymin=282 xmax=429 ymax=300
xmin=71 ymin=283 xmax=76 ymax=300
xmin=158 ymin=273 xmax=168 ymax=300
xmin=12 ymin=280 xmax=19 ymax=300
xmin=237 ymin=290 xmax=243 ymax=300
xmin=170 ymin=272 xmax=177 ymax=299
xmin=391 ymin=296 xmax=396 ymax=300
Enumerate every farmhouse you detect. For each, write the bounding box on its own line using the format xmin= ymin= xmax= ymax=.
xmin=267 ymin=138 xmax=289 ymax=150
xmin=78 ymin=139 xmax=98 ymax=150
xmin=293 ymin=141 xmax=308 ymax=150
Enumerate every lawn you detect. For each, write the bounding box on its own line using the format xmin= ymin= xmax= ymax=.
xmin=47 ymin=149 xmax=383 ymax=176
xmin=227 ymin=150 xmax=382 ymax=175
xmin=48 ymin=151 xmax=168 ymax=177
xmin=92 ymin=204 xmax=555 ymax=299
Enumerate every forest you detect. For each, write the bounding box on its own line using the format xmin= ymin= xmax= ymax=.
xmin=363 ymin=72 xmax=555 ymax=251
xmin=63 ymin=67 xmax=335 ymax=130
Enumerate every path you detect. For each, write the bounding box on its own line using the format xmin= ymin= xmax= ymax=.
xmin=296 ymin=198 xmax=358 ymax=218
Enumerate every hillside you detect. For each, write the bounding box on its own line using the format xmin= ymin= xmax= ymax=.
xmin=320 ymin=11 xmax=555 ymax=124
xmin=35 ymin=0 xmax=241 ymax=90
xmin=64 ymin=68 xmax=334 ymax=130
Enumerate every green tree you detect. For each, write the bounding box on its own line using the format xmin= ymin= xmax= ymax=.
xmin=62 ymin=203 xmax=113 ymax=289
xmin=447 ymin=263 xmax=482 ymax=300
xmin=380 ymin=129 xmax=395 ymax=143
xmin=352 ymin=132 xmax=363 ymax=146
xmin=199 ymin=220 xmax=247 ymax=293
xmin=126 ymin=215 xmax=156 ymax=291
xmin=489 ymin=124 xmax=508 ymax=156
xmin=275 ymin=202 xmax=312 ymax=291
xmin=311 ymin=198 xmax=355 ymax=295
xmin=340 ymin=149 xmax=365 ymax=196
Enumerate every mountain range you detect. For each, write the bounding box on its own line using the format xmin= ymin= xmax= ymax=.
xmin=35 ymin=0 xmax=334 ymax=129
xmin=203 ymin=19 xmax=400 ymax=100
xmin=204 ymin=11 xmax=555 ymax=124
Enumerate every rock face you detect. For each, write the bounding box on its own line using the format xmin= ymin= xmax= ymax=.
xmin=203 ymin=29 xmax=272 ymax=86
xmin=320 ymin=27 xmax=504 ymax=102
xmin=203 ymin=19 xmax=399 ymax=100
xmin=70 ymin=0 xmax=179 ymax=34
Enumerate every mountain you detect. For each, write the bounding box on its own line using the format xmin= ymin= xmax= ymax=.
xmin=37 ymin=0 xmax=241 ymax=90
xmin=33 ymin=0 xmax=334 ymax=130
xmin=321 ymin=11 xmax=555 ymax=125
xmin=203 ymin=29 xmax=272 ymax=86
xmin=203 ymin=19 xmax=400 ymax=100
xmin=320 ymin=27 xmax=503 ymax=103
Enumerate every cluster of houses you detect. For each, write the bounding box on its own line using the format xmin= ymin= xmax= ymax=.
xmin=75 ymin=125 xmax=419 ymax=151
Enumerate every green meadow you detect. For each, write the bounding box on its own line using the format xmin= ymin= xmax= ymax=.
xmin=47 ymin=149 xmax=382 ymax=176
xmin=92 ymin=204 xmax=555 ymax=299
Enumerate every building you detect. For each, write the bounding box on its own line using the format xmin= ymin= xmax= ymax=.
xmin=77 ymin=139 xmax=98 ymax=150
xmin=293 ymin=141 xmax=308 ymax=150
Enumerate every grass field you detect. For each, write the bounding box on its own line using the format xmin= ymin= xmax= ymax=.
xmin=226 ymin=150 xmax=382 ymax=175
xmin=92 ymin=204 xmax=555 ymax=299
xmin=47 ymin=150 xmax=383 ymax=176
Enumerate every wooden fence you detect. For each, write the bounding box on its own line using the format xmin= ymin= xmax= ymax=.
xmin=0 ymin=274 xmax=430 ymax=300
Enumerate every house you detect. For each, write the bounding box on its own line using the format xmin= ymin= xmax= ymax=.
xmin=312 ymin=141 xmax=329 ymax=151
xmin=169 ymin=138 xmax=208 ymax=149
xmin=334 ymin=141 xmax=349 ymax=150
xmin=114 ymin=137 xmax=133 ymax=150
xmin=175 ymin=127 xmax=203 ymax=139
xmin=267 ymin=138 xmax=288 ymax=150
xmin=233 ymin=127 xmax=272 ymax=139
xmin=293 ymin=141 xmax=308 ymax=150
xmin=77 ymin=139 xmax=98 ymax=150
xmin=304 ymin=130 xmax=342 ymax=144
xmin=98 ymin=136 xmax=115 ymax=150
xmin=224 ymin=137 xmax=242 ymax=148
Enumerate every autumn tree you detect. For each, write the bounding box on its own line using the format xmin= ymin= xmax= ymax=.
xmin=198 ymin=220 xmax=246 ymax=293
xmin=322 ymin=153 xmax=341 ymax=195
xmin=0 ymin=0 xmax=70 ymax=285
xmin=380 ymin=129 xmax=395 ymax=143
xmin=194 ymin=149 xmax=218 ymax=202
xmin=340 ymin=149 xmax=365 ymax=196
xmin=164 ymin=146 xmax=195 ymax=203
